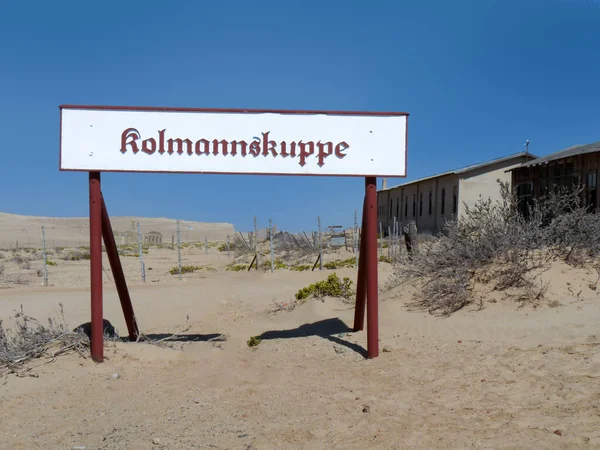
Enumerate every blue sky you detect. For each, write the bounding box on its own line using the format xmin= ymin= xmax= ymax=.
xmin=1 ymin=0 xmax=599 ymax=232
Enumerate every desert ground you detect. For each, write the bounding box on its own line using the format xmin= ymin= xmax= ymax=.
xmin=0 ymin=212 xmax=235 ymax=250
xmin=1 ymin=219 xmax=600 ymax=449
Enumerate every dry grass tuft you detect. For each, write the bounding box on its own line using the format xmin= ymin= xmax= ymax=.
xmin=0 ymin=304 xmax=90 ymax=379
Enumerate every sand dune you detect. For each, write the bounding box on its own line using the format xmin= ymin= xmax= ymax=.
xmin=0 ymin=211 xmax=235 ymax=249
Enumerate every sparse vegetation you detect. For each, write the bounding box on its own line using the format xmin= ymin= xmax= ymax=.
xmin=217 ymin=243 xmax=229 ymax=252
xmin=379 ymin=255 xmax=392 ymax=263
xmin=11 ymin=254 xmax=25 ymax=265
xmin=323 ymin=257 xmax=356 ymax=270
xmin=289 ymin=264 xmax=311 ymax=272
xmin=61 ymin=250 xmax=91 ymax=261
xmin=295 ymin=273 xmax=354 ymax=302
xmin=261 ymin=259 xmax=288 ymax=270
xmin=46 ymin=260 xmax=57 ymax=267
xmin=0 ymin=304 xmax=90 ymax=377
xmin=169 ymin=265 xmax=215 ymax=275
xmin=247 ymin=336 xmax=261 ymax=347
xmin=226 ymin=264 xmax=248 ymax=272
xmin=392 ymin=182 xmax=600 ymax=315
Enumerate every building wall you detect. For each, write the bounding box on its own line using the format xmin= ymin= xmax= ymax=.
xmin=407 ymin=178 xmax=436 ymax=232
xmin=377 ymin=155 xmax=534 ymax=235
xmin=458 ymin=162 xmax=521 ymax=218
xmin=377 ymin=175 xmax=459 ymax=234
xmin=435 ymin=174 xmax=460 ymax=229
xmin=511 ymin=151 xmax=600 ymax=211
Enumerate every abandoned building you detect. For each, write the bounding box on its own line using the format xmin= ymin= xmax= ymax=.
xmin=143 ymin=231 xmax=163 ymax=245
xmin=509 ymin=140 xmax=600 ymax=217
xmin=114 ymin=221 xmax=163 ymax=246
xmin=377 ymin=151 xmax=536 ymax=234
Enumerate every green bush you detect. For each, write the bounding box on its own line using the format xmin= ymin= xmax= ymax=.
xmin=169 ymin=265 xmax=215 ymax=275
xmin=218 ymin=243 xmax=229 ymax=252
xmin=261 ymin=259 xmax=287 ymax=270
xmin=379 ymin=255 xmax=392 ymax=263
xmin=247 ymin=336 xmax=261 ymax=347
xmin=46 ymin=260 xmax=58 ymax=267
xmin=289 ymin=264 xmax=311 ymax=272
xmin=226 ymin=264 xmax=248 ymax=272
xmin=295 ymin=273 xmax=354 ymax=301
xmin=323 ymin=257 xmax=356 ymax=270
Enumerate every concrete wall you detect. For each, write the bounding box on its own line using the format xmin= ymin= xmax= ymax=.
xmin=458 ymin=162 xmax=520 ymax=218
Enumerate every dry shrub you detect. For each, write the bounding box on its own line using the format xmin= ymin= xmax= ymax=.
xmin=393 ymin=181 xmax=600 ymax=315
xmin=1 ymin=304 xmax=89 ymax=378
xmin=61 ymin=249 xmax=91 ymax=261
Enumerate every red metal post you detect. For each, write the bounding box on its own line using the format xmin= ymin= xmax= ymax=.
xmin=353 ymin=197 xmax=367 ymax=331
xmin=365 ymin=177 xmax=379 ymax=358
xmin=101 ymin=195 xmax=140 ymax=341
xmin=89 ymin=172 xmax=103 ymax=362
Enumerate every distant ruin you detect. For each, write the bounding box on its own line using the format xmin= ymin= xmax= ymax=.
xmin=114 ymin=221 xmax=163 ymax=246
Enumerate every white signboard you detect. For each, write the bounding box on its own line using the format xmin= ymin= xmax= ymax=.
xmin=60 ymin=106 xmax=408 ymax=177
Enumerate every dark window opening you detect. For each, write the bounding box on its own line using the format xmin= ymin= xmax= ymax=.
xmin=412 ymin=194 xmax=416 ymax=217
xmin=405 ymin=196 xmax=408 ymax=217
xmin=587 ymin=171 xmax=597 ymax=212
xmin=396 ymin=199 xmax=399 ymax=219
xmin=441 ymin=188 xmax=446 ymax=214
xmin=428 ymin=190 xmax=432 ymax=215
xmin=419 ymin=192 xmax=423 ymax=216
xmin=452 ymin=186 xmax=458 ymax=214
xmin=516 ymin=182 xmax=534 ymax=219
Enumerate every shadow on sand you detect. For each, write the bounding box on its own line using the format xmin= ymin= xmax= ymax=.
xmin=256 ymin=318 xmax=366 ymax=358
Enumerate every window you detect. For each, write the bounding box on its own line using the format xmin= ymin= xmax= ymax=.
xmin=516 ymin=182 xmax=534 ymax=219
xmin=419 ymin=192 xmax=423 ymax=216
xmin=428 ymin=190 xmax=433 ymax=215
xmin=390 ymin=199 xmax=392 ymax=218
xmin=452 ymin=186 xmax=458 ymax=214
xmin=551 ymin=162 xmax=565 ymax=192
xmin=396 ymin=199 xmax=399 ymax=219
xmin=441 ymin=188 xmax=446 ymax=214
xmin=587 ymin=171 xmax=597 ymax=212
xmin=405 ymin=196 xmax=408 ymax=217
xmin=540 ymin=165 xmax=549 ymax=195
xmin=412 ymin=194 xmax=416 ymax=217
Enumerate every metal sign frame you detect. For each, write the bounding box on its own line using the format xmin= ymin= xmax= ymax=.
xmin=59 ymin=104 xmax=409 ymax=362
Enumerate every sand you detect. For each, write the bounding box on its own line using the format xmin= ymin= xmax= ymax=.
xmin=0 ymin=212 xmax=235 ymax=249
xmin=1 ymin=239 xmax=600 ymax=449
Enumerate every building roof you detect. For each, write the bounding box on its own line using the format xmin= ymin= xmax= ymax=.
xmin=379 ymin=151 xmax=534 ymax=192
xmin=511 ymin=140 xmax=600 ymax=170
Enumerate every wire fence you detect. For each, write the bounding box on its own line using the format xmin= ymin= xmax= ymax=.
xmin=0 ymin=215 xmax=415 ymax=288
